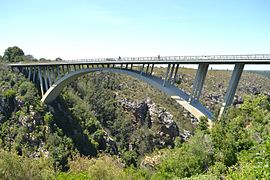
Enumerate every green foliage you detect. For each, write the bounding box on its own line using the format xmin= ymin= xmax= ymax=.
xmin=44 ymin=112 xmax=54 ymax=125
xmin=4 ymin=89 xmax=16 ymax=99
xmin=60 ymin=155 xmax=128 ymax=180
xmin=154 ymin=131 xmax=214 ymax=179
xmin=198 ymin=116 xmax=209 ymax=131
xmin=3 ymin=46 xmax=24 ymax=62
xmin=122 ymin=150 xmax=138 ymax=167
xmin=0 ymin=150 xmax=55 ymax=180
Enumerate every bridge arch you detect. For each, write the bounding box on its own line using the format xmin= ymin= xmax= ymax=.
xmin=41 ymin=68 xmax=213 ymax=120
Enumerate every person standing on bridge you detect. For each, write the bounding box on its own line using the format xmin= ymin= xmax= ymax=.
xmin=158 ymin=55 xmax=160 ymax=60
xmin=118 ymin=56 xmax=121 ymax=60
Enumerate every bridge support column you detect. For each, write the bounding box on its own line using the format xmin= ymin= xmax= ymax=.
xmin=28 ymin=67 xmax=32 ymax=80
xmin=173 ymin=64 xmax=180 ymax=83
xmin=140 ymin=64 xmax=145 ymax=75
xmin=38 ymin=67 xmax=44 ymax=96
xmin=57 ymin=65 xmax=61 ymax=79
xmin=62 ymin=65 xmax=65 ymax=74
xmin=168 ymin=64 xmax=175 ymax=83
xmin=163 ymin=64 xmax=171 ymax=86
xmin=67 ymin=65 xmax=71 ymax=73
xmin=33 ymin=66 xmax=36 ymax=83
xmin=43 ymin=68 xmax=48 ymax=91
xmin=218 ymin=63 xmax=245 ymax=119
xmin=47 ymin=67 xmax=52 ymax=87
xmin=189 ymin=63 xmax=209 ymax=102
xmin=125 ymin=64 xmax=128 ymax=69
xmin=150 ymin=64 xmax=155 ymax=75
xmin=146 ymin=64 xmax=150 ymax=75
xmin=130 ymin=64 xmax=133 ymax=70
xmin=52 ymin=66 xmax=56 ymax=83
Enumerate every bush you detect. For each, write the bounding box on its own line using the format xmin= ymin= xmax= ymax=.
xmin=0 ymin=150 xmax=55 ymax=180
xmin=4 ymin=89 xmax=16 ymax=99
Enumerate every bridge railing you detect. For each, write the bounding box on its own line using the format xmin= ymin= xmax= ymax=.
xmin=65 ymin=54 xmax=270 ymax=63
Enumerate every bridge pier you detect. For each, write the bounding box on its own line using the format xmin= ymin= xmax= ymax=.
xmin=43 ymin=68 xmax=48 ymax=91
xmin=52 ymin=66 xmax=56 ymax=83
xmin=218 ymin=63 xmax=245 ymax=119
xmin=28 ymin=67 xmax=32 ymax=80
xmin=57 ymin=65 xmax=61 ymax=79
xmin=163 ymin=64 xmax=171 ymax=86
xmin=62 ymin=65 xmax=65 ymax=74
xmin=146 ymin=64 xmax=150 ymax=75
xmin=47 ymin=67 xmax=52 ymax=87
xmin=189 ymin=63 xmax=209 ymax=102
xmin=150 ymin=64 xmax=154 ymax=75
xmin=33 ymin=66 xmax=36 ymax=83
xmin=140 ymin=64 xmax=145 ymax=75
xmin=168 ymin=64 xmax=175 ymax=83
xmin=38 ymin=67 xmax=44 ymax=96
xmin=173 ymin=64 xmax=180 ymax=83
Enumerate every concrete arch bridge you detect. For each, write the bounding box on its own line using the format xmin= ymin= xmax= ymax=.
xmin=8 ymin=54 xmax=270 ymax=121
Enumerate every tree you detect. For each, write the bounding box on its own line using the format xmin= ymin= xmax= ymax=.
xmin=24 ymin=54 xmax=36 ymax=61
xmin=55 ymin=57 xmax=63 ymax=61
xmin=3 ymin=46 xmax=25 ymax=62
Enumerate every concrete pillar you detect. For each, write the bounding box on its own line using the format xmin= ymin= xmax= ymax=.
xmin=140 ymin=64 xmax=145 ymax=75
xmin=125 ymin=64 xmax=128 ymax=69
xmin=130 ymin=64 xmax=133 ymax=70
xmin=67 ymin=65 xmax=71 ymax=73
xmin=218 ymin=63 xmax=245 ymax=119
xmin=120 ymin=64 xmax=123 ymax=69
xmin=57 ymin=65 xmax=60 ymax=79
xmin=189 ymin=63 xmax=209 ymax=102
xmin=168 ymin=64 xmax=175 ymax=82
xmin=146 ymin=64 xmax=150 ymax=74
xmin=112 ymin=64 xmax=115 ymax=68
xmin=52 ymin=66 xmax=56 ymax=83
xmin=163 ymin=64 xmax=171 ymax=86
xmin=38 ymin=67 xmax=44 ymax=96
xmin=43 ymin=68 xmax=48 ymax=91
xmin=107 ymin=64 xmax=110 ymax=68
xmin=62 ymin=65 xmax=65 ymax=74
xmin=87 ymin=64 xmax=90 ymax=68
xmin=47 ymin=67 xmax=52 ymax=87
xmin=28 ymin=67 xmax=32 ymax=80
xmin=33 ymin=66 xmax=36 ymax=83
xmin=150 ymin=64 xmax=155 ymax=75
xmin=173 ymin=64 xmax=180 ymax=83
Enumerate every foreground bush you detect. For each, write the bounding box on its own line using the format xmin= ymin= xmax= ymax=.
xmin=0 ymin=150 xmax=55 ymax=180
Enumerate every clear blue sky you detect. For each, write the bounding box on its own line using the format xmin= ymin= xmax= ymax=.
xmin=0 ymin=0 xmax=270 ymax=62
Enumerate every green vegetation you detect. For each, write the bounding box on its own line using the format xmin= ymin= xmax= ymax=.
xmin=1 ymin=46 xmax=270 ymax=179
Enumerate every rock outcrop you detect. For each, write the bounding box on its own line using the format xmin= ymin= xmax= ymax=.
xmin=119 ymin=97 xmax=191 ymax=147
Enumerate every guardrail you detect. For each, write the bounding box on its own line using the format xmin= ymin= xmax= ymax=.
xmin=65 ymin=54 xmax=270 ymax=62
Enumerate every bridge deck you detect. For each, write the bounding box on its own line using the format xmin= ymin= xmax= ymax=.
xmin=7 ymin=54 xmax=270 ymax=66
